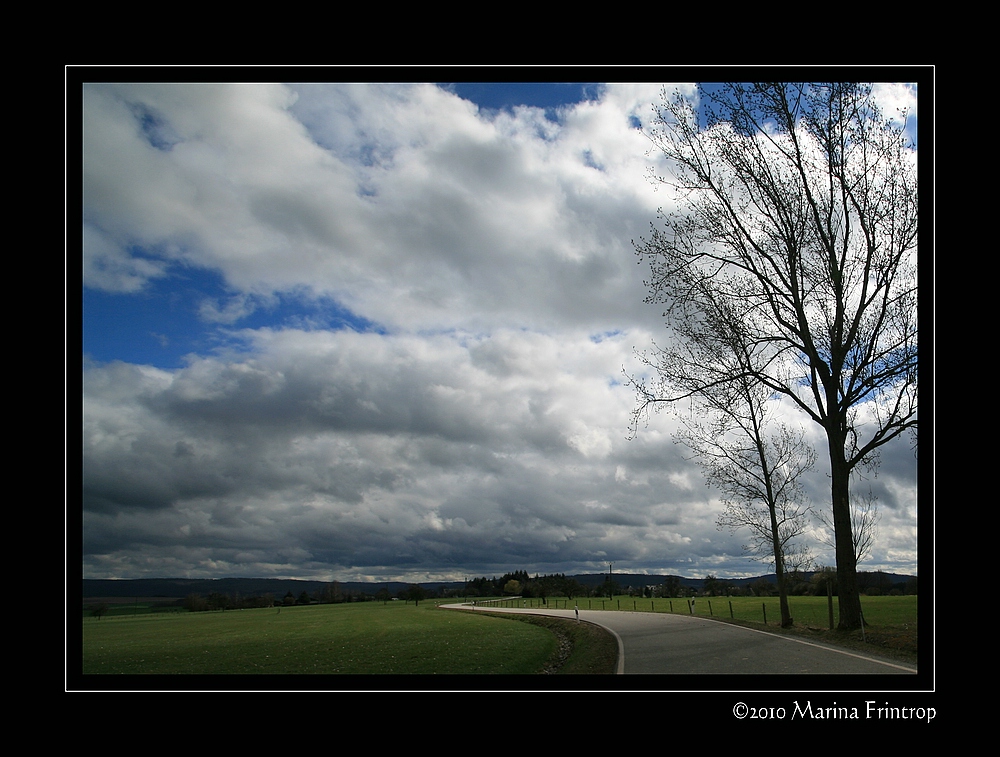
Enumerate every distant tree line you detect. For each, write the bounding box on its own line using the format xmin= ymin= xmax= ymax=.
xmin=687 ymin=569 xmax=916 ymax=599
xmin=464 ymin=572 xmax=593 ymax=600
xmin=175 ymin=569 xmax=916 ymax=612
xmin=182 ymin=592 xmax=279 ymax=611
xmin=180 ymin=581 xmax=451 ymax=612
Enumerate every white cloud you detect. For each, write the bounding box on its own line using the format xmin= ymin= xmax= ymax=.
xmin=873 ymin=82 xmax=918 ymax=124
xmin=83 ymin=83 xmax=673 ymax=333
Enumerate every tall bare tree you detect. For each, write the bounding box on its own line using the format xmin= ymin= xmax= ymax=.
xmin=630 ymin=82 xmax=918 ymax=630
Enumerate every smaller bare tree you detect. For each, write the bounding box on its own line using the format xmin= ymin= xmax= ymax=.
xmin=627 ymin=264 xmax=818 ymax=628
xmin=675 ymin=372 xmax=816 ymax=628
xmin=696 ymin=416 xmax=816 ymax=627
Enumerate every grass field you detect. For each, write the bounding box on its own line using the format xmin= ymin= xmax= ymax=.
xmin=81 ymin=594 xmax=916 ymax=676
xmin=82 ymin=600 xmax=617 ymax=675
xmin=478 ymin=594 xmax=916 ymax=627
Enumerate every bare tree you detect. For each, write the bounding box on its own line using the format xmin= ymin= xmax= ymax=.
xmin=630 ymin=82 xmax=918 ymax=630
xmin=666 ymin=360 xmax=815 ymax=627
xmin=629 ymin=260 xmax=815 ymax=627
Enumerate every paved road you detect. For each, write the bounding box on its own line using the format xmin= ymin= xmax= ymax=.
xmin=443 ymin=604 xmax=916 ymax=675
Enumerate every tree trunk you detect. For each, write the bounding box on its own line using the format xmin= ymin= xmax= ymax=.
xmin=770 ymin=505 xmax=793 ymax=628
xmin=829 ymin=441 xmax=862 ymax=630
xmin=776 ymin=564 xmax=792 ymax=628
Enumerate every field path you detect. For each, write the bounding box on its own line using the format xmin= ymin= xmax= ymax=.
xmin=442 ymin=603 xmax=917 ymax=675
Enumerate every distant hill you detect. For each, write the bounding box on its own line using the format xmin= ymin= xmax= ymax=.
xmin=82 ymin=571 xmax=914 ymax=601
xmin=82 ymin=577 xmax=423 ymax=601
xmin=576 ymin=571 xmax=916 ymax=591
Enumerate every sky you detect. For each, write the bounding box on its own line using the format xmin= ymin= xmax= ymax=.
xmin=78 ymin=75 xmax=923 ymax=584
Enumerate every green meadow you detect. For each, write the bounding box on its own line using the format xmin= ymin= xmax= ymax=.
xmin=82 ymin=600 xmax=610 ymax=675
xmin=489 ymin=593 xmax=916 ymax=628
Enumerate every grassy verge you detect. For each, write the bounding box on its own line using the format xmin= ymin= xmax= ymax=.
xmin=490 ymin=612 xmax=618 ymax=674
xmin=700 ymin=615 xmax=918 ymax=665
xmin=693 ymin=595 xmax=917 ymax=664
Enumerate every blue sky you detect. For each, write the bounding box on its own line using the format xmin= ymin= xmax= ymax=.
xmin=446 ymin=82 xmax=602 ymax=112
xmin=80 ymin=77 xmax=922 ymax=583
xmin=84 ymin=266 xmax=382 ymax=369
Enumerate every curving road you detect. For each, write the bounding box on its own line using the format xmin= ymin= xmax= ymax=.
xmin=443 ymin=603 xmax=916 ymax=675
